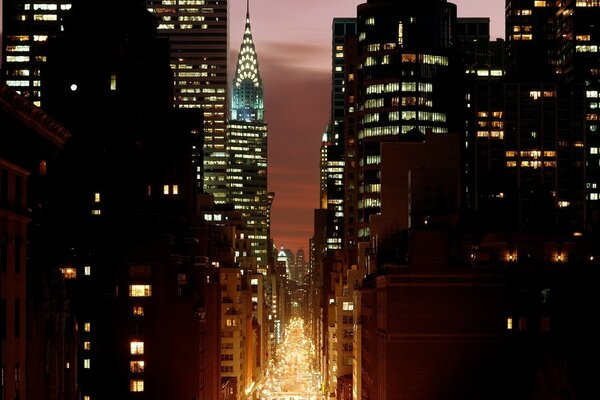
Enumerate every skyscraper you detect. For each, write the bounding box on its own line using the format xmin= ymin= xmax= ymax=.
xmin=2 ymin=1 xmax=73 ymax=106
xmin=227 ymin=2 xmax=270 ymax=273
xmin=320 ymin=19 xmax=356 ymax=252
xmin=146 ymin=0 xmax=229 ymax=199
xmin=39 ymin=2 xmax=219 ymax=398
xmin=348 ymin=0 xmax=462 ymax=244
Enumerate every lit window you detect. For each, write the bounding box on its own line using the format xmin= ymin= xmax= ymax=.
xmin=39 ymin=160 xmax=47 ymax=176
xmin=84 ymin=359 xmax=91 ymax=369
xmin=60 ymin=267 xmax=77 ymax=279
xmin=130 ymin=361 xmax=145 ymax=373
xmin=129 ymin=285 xmax=152 ymax=297
xmin=130 ymin=341 xmax=144 ymax=355
xmin=130 ymin=379 xmax=144 ymax=392
xmin=110 ymin=75 xmax=117 ymax=91
xmin=163 ymin=185 xmax=169 ymax=195
xmin=507 ymin=317 xmax=513 ymax=330
xmin=84 ymin=341 xmax=91 ymax=350
xmin=84 ymin=396 xmax=90 ymax=400
xmin=398 ymin=21 xmax=403 ymax=46
xmin=94 ymin=193 xmax=101 ymax=202
xmin=133 ymin=306 xmax=144 ymax=316
xmin=529 ymin=91 xmax=541 ymax=100
xmin=342 ymin=301 xmax=354 ymax=311
xmin=172 ymin=185 xmax=179 ymax=195
xmin=84 ymin=322 xmax=91 ymax=332
xmin=91 ymin=209 xmax=101 ymax=215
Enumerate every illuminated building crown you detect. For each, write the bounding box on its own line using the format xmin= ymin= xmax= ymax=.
xmin=231 ymin=1 xmax=264 ymax=122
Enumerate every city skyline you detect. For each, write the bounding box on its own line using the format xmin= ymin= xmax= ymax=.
xmin=228 ymin=0 xmax=505 ymax=251
xmin=0 ymin=0 xmax=505 ymax=252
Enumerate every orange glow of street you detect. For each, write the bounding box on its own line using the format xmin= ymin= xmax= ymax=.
xmin=256 ymin=318 xmax=322 ymax=400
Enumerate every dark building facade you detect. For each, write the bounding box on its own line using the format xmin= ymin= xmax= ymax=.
xmin=33 ymin=1 xmax=220 ymax=399
xmin=1 ymin=83 xmax=71 ymax=400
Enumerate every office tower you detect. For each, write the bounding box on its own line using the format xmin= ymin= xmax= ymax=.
xmin=348 ymin=0 xmax=462 ymax=244
xmin=555 ymin=1 xmax=600 ymax=232
xmin=332 ymin=19 xmax=357 ymax=126
xmin=294 ymin=248 xmax=306 ymax=283
xmin=1 ymin=1 xmax=73 ymax=106
xmin=40 ymin=1 xmax=219 ymax=399
xmin=227 ymin=3 xmax=270 ymax=273
xmin=146 ymin=0 xmax=229 ymax=199
xmin=343 ymin=35 xmax=360 ymax=251
xmin=465 ymin=1 xmax=599 ymax=234
xmin=456 ymin=17 xmax=506 ymax=71
xmin=321 ymin=19 xmax=357 ymax=253
xmin=1 ymin=84 xmax=71 ymax=400
xmin=505 ymin=0 xmax=558 ymax=80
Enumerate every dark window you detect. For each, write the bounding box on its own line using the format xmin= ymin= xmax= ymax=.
xmin=1 ymin=242 xmax=6 ymax=272
xmin=14 ymin=238 xmax=21 ymax=274
xmin=0 ymin=170 xmax=7 ymax=207
xmin=1 ymin=299 xmax=6 ymax=339
xmin=14 ymin=299 xmax=20 ymax=338
xmin=14 ymin=176 xmax=22 ymax=210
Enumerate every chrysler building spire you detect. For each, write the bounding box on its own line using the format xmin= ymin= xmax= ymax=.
xmin=231 ymin=0 xmax=264 ymax=122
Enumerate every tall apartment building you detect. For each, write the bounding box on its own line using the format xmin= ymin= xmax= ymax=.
xmin=348 ymin=0 xmax=462 ymax=245
xmin=555 ymin=1 xmax=600 ymax=231
xmin=321 ymin=19 xmax=357 ymax=253
xmin=1 ymin=0 xmax=73 ymax=107
xmin=465 ymin=1 xmax=600 ymax=234
xmin=37 ymin=2 xmax=221 ymax=399
xmin=227 ymin=3 xmax=270 ymax=274
xmin=146 ymin=0 xmax=229 ymax=199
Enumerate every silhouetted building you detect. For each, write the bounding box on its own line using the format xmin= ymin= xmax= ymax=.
xmin=146 ymin=0 xmax=230 ymax=198
xmin=1 ymin=83 xmax=71 ymax=400
xmin=36 ymin=1 xmax=220 ymax=399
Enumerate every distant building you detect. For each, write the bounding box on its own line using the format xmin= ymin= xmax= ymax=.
xmin=146 ymin=0 xmax=230 ymax=198
xmin=320 ymin=19 xmax=357 ymax=253
xmin=1 ymin=0 xmax=73 ymax=107
xmin=227 ymin=3 xmax=270 ymax=274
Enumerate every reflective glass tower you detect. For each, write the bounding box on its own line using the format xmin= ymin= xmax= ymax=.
xmin=228 ymin=2 xmax=269 ymax=273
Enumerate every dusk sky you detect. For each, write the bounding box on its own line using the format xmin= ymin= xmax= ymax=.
xmin=229 ymin=0 xmax=505 ymax=252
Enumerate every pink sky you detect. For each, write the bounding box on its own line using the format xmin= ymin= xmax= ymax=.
xmin=229 ymin=0 xmax=505 ymax=252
